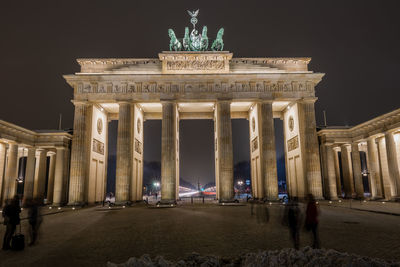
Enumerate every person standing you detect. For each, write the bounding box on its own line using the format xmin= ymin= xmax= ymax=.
xmin=305 ymin=194 xmax=320 ymax=249
xmin=2 ymin=196 xmax=21 ymax=250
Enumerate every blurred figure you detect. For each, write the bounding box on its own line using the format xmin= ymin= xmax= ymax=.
xmin=256 ymin=202 xmax=269 ymax=224
xmin=2 ymin=196 xmax=21 ymax=250
xmin=27 ymin=198 xmax=42 ymax=246
xmin=283 ymin=197 xmax=301 ymax=249
xmin=305 ymin=194 xmax=320 ymax=249
xmin=250 ymin=199 xmax=255 ymax=216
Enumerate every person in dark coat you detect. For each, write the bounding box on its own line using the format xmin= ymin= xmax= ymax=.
xmin=283 ymin=197 xmax=301 ymax=249
xmin=27 ymin=198 xmax=41 ymax=246
xmin=2 ymin=196 xmax=21 ymax=250
xmin=305 ymin=194 xmax=320 ymax=248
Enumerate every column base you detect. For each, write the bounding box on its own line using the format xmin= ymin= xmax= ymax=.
xmin=218 ymin=198 xmax=237 ymax=204
xmin=159 ymin=199 xmax=177 ymax=205
xmin=67 ymin=202 xmax=86 ymax=207
xmin=114 ymin=201 xmax=132 ymax=206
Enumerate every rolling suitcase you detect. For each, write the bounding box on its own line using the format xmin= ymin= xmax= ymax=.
xmin=11 ymin=224 xmax=25 ymax=251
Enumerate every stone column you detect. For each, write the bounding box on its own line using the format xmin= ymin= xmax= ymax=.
xmin=385 ymin=131 xmax=400 ymax=198
xmin=298 ymin=100 xmax=323 ymax=199
xmin=0 ymin=143 xmax=7 ymax=206
xmin=377 ymin=137 xmax=393 ymax=199
xmin=333 ymin=146 xmax=342 ymax=197
xmin=325 ymin=145 xmax=339 ymax=200
xmin=3 ymin=143 xmax=19 ymax=203
xmin=53 ymin=147 xmax=65 ymax=206
xmin=23 ymin=147 xmax=36 ymax=204
xmin=340 ymin=144 xmax=355 ymax=198
xmin=68 ymin=102 xmax=91 ymax=205
xmin=161 ymin=101 xmax=177 ymax=203
xmin=366 ymin=137 xmax=380 ymax=198
xmin=33 ymin=149 xmax=47 ymax=202
xmin=260 ymin=102 xmax=278 ymax=200
xmin=46 ymin=152 xmax=56 ymax=203
xmin=216 ymin=101 xmax=234 ymax=202
xmin=351 ymin=142 xmax=364 ymax=199
xmin=115 ymin=102 xmax=132 ymax=204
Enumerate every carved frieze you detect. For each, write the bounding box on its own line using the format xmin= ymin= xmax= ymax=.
xmin=74 ymin=81 xmax=315 ymax=94
xmin=287 ymin=135 xmax=299 ymax=152
xmin=134 ymin=138 xmax=142 ymax=154
xmin=93 ymin=138 xmax=104 ymax=155
xmin=251 ymin=137 xmax=258 ymax=152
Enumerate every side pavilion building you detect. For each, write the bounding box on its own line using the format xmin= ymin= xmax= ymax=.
xmin=63 ymin=51 xmax=325 ymax=205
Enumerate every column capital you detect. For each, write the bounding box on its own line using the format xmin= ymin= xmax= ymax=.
xmin=216 ymin=98 xmax=232 ymax=103
xmin=71 ymin=100 xmax=90 ymax=106
xmin=117 ymin=100 xmax=131 ymax=105
xmin=298 ymin=97 xmax=318 ymax=104
xmin=253 ymin=99 xmax=273 ymax=104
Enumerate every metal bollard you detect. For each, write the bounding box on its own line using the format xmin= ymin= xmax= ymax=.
xmin=191 ymin=196 xmax=193 ymax=204
xmin=202 ymin=196 xmax=205 ymax=203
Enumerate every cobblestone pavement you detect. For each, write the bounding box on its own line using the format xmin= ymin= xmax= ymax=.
xmin=0 ymin=202 xmax=399 ymax=267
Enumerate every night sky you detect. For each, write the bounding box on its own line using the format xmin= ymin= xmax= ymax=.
xmin=1 ymin=1 xmax=400 ymax=185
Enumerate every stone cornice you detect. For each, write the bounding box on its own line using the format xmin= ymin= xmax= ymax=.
xmin=318 ymin=107 xmax=400 ymax=143
xmin=75 ymin=56 xmax=313 ymax=74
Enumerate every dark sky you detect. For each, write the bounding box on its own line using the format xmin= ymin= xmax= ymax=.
xmin=1 ymin=1 xmax=400 ymax=184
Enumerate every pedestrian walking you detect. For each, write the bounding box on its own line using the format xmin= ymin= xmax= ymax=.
xmin=256 ymin=202 xmax=269 ymax=224
xmin=305 ymin=194 xmax=320 ymax=249
xmin=27 ymin=198 xmax=42 ymax=246
xmin=283 ymin=197 xmax=301 ymax=249
xmin=2 ymin=196 xmax=21 ymax=250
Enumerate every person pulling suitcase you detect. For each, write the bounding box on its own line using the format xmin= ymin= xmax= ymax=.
xmin=2 ymin=195 xmax=22 ymax=250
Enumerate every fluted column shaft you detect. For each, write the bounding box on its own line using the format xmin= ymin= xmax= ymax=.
xmin=23 ymin=147 xmax=36 ymax=203
xmin=351 ymin=143 xmax=364 ymax=198
xmin=161 ymin=102 xmax=177 ymax=202
xmin=333 ymin=147 xmax=342 ymax=197
xmin=216 ymin=101 xmax=234 ymax=202
xmin=366 ymin=138 xmax=380 ymax=198
xmin=53 ymin=147 xmax=65 ymax=205
xmin=340 ymin=144 xmax=355 ymax=198
xmin=260 ymin=102 xmax=278 ymax=200
xmin=46 ymin=153 xmax=56 ymax=203
xmin=377 ymin=137 xmax=393 ymax=199
xmin=299 ymin=100 xmax=323 ymax=199
xmin=385 ymin=132 xmax=400 ymax=197
xmin=3 ymin=143 xmax=18 ymax=203
xmin=33 ymin=149 xmax=47 ymax=202
xmin=115 ymin=102 xmax=132 ymax=203
xmin=68 ymin=103 xmax=91 ymax=205
xmin=0 ymin=143 xmax=7 ymax=206
xmin=326 ymin=145 xmax=339 ymax=200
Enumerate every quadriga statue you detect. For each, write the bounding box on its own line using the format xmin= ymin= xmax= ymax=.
xmin=211 ymin=28 xmax=224 ymax=51
xmin=168 ymin=29 xmax=182 ymax=51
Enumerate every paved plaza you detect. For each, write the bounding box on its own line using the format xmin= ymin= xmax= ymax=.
xmin=0 ymin=202 xmax=400 ymax=266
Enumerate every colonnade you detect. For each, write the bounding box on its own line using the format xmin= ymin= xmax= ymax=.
xmin=0 ymin=142 xmax=70 ymax=207
xmin=320 ymin=130 xmax=400 ymax=200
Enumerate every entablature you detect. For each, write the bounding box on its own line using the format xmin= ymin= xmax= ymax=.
xmin=64 ymin=73 xmax=324 ymax=101
xmin=0 ymin=120 xmax=72 ymax=149
xmin=318 ymin=108 xmax=400 ymax=144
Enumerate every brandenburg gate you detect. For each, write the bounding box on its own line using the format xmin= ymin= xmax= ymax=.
xmin=63 ymin=50 xmax=325 ymax=205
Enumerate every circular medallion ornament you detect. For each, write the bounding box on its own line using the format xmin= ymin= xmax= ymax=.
xmin=252 ymin=117 xmax=256 ymax=132
xmin=288 ymin=116 xmax=294 ymax=132
xmin=97 ymin=118 xmax=103 ymax=135
xmin=137 ymin=118 xmax=141 ymax=134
